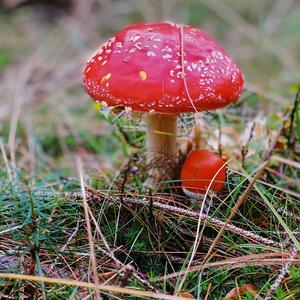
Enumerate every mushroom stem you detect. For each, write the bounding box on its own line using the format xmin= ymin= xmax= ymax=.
xmin=145 ymin=113 xmax=177 ymax=186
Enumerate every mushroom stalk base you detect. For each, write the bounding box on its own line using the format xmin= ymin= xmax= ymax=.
xmin=145 ymin=113 xmax=177 ymax=188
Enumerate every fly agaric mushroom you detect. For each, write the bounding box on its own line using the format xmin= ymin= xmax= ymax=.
xmin=83 ymin=22 xmax=243 ymax=185
xmin=180 ymin=150 xmax=226 ymax=198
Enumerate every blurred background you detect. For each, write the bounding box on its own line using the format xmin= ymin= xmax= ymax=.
xmin=0 ymin=2 xmax=299 ymax=298
xmin=0 ymin=0 xmax=299 ymax=174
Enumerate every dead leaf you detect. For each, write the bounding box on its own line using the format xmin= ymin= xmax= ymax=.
xmin=178 ymin=292 xmax=195 ymax=299
xmin=224 ymin=284 xmax=259 ymax=300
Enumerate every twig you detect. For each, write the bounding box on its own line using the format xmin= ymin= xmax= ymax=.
xmin=272 ymin=155 xmax=300 ymax=169
xmin=155 ymin=252 xmax=300 ymax=282
xmin=0 ymin=273 xmax=190 ymax=300
xmin=76 ymin=157 xmax=102 ymax=300
xmin=0 ymin=224 xmax=24 ymax=236
xmin=230 ymin=168 xmax=300 ymax=199
xmin=264 ymin=244 xmax=299 ymax=300
xmin=241 ymin=122 xmax=255 ymax=168
xmin=33 ymin=189 xmax=280 ymax=248
xmin=287 ymin=89 xmax=300 ymax=147
xmin=0 ymin=138 xmax=13 ymax=182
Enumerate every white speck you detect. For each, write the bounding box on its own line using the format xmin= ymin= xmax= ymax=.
xmin=116 ymin=42 xmax=123 ymax=48
xmin=177 ymin=71 xmax=186 ymax=78
xmin=147 ymin=51 xmax=156 ymax=57
xmin=191 ymin=63 xmax=197 ymax=70
xmin=129 ymin=48 xmax=137 ymax=53
xmin=130 ymin=34 xmax=141 ymax=42
xmin=162 ymin=46 xmax=172 ymax=52
xmin=162 ymin=53 xmax=172 ymax=59
xmin=187 ymin=65 xmax=192 ymax=72
xmin=176 ymin=51 xmax=186 ymax=57
xmin=134 ymin=42 xmax=143 ymax=49
xmin=212 ymin=50 xmax=224 ymax=59
xmin=105 ymin=49 xmax=111 ymax=54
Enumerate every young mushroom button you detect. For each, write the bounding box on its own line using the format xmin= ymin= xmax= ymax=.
xmin=180 ymin=150 xmax=227 ymax=198
xmin=83 ymin=22 xmax=244 ymax=187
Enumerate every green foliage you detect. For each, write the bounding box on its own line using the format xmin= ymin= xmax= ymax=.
xmin=290 ymin=265 xmax=300 ymax=284
xmin=0 ymin=48 xmax=11 ymax=71
xmin=275 ymin=286 xmax=286 ymax=300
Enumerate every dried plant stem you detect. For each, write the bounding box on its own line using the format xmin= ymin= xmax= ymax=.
xmin=76 ymin=157 xmax=102 ymax=300
xmin=0 ymin=138 xmax=13 ymax=181
xmin=0 ymin=224 xmax=23 ymax=236
xmin=157 ymin=253 xmax=300 ymax=282
xmin=0 ymin=273 xmax=188 ymax=300
xmin=264 ymin=245 xmax=298 ymax=300
xmin=122 ymin=197 xmax=279 ymax=247
xmin=49 ymin=189 xmax=278 ymax=248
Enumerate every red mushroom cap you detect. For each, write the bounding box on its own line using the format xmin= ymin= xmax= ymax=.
xmin=83 ymin=22 xmax=244 ymax=113
xmin=180 ymin=150 xmax=226 ymax=194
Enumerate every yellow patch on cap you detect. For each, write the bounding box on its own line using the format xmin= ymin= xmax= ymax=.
xmin=139 ymin=70 xmax=147 ymax=81
xmin=101 ymin=73 xmax=112 ymax=84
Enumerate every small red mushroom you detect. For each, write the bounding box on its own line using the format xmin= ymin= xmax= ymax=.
xmin=83 ymin=22 xmax=243 ymax=186
xmin=180 ymin=150 xmax=226 ymax=198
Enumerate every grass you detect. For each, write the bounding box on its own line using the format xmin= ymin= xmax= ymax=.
xmin=0 ymin=0 xmax=300 ymax=299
